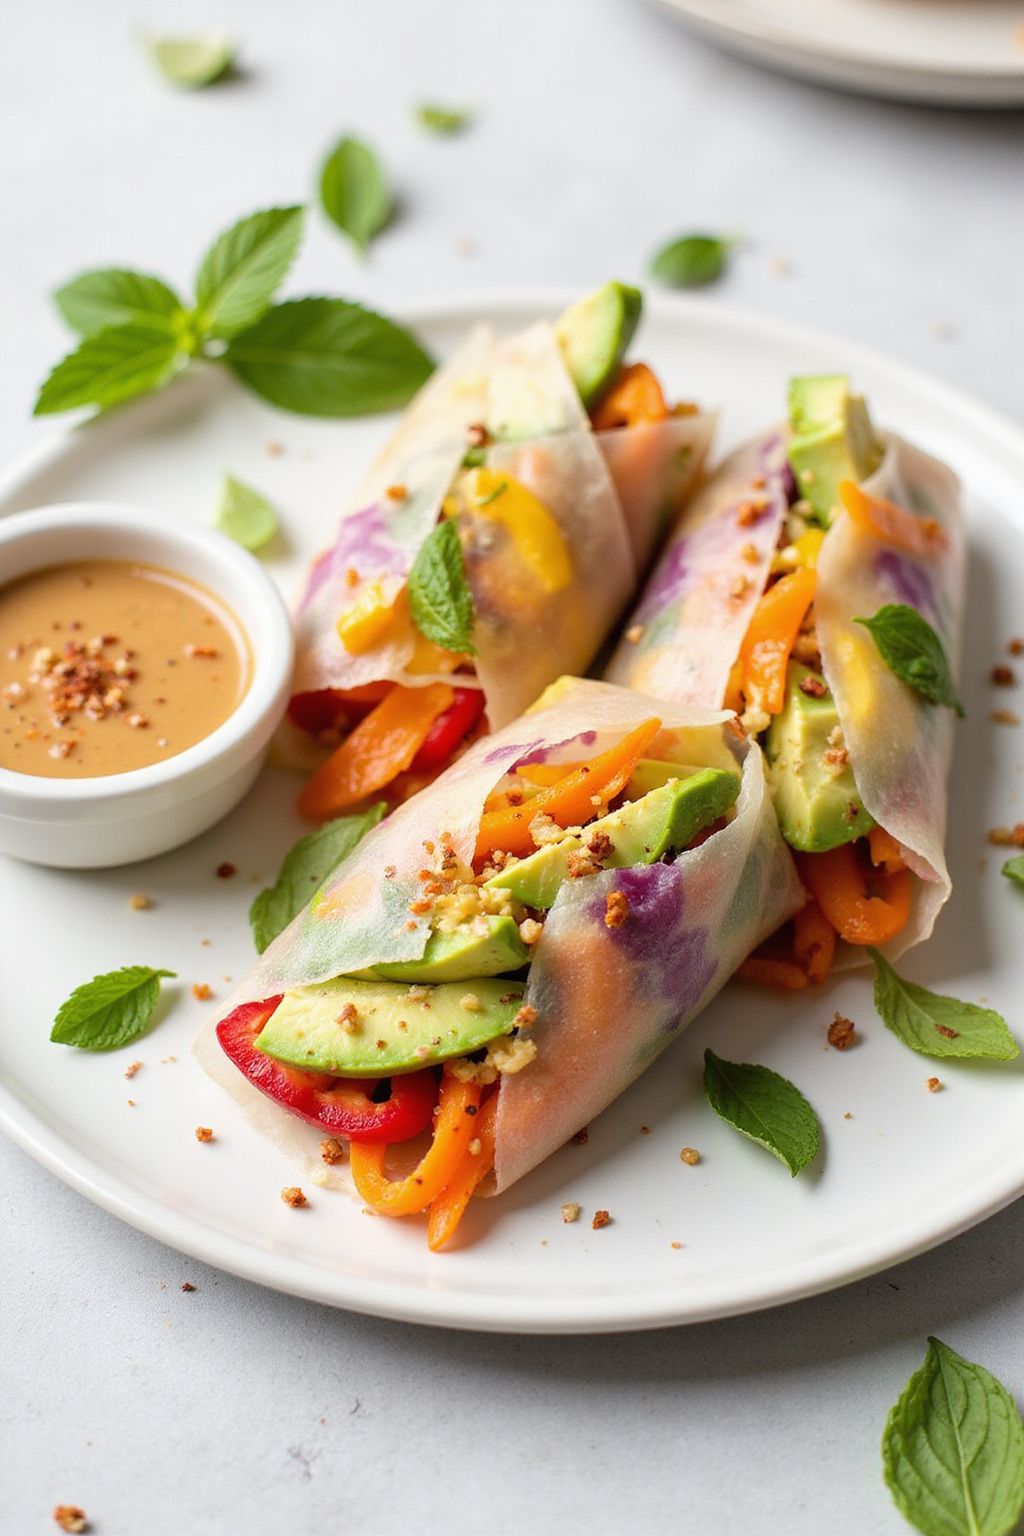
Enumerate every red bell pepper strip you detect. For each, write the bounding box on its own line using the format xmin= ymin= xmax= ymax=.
xmin=409 ymin=686 xmax=485 ymax=774
xmin=216 ymin=998 xmax=437 ymax=1144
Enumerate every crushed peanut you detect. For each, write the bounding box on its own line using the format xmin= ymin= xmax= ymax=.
xmin=191 ymin=983 xmax=212 ymax=1001
xmin=460 ymin=992 xmax=481 ymax=1012
xmin=799 ymin=674 xmax=828 ymax=699
xmin=680 ymin=1147 xmax=701 ymax=1166
xmin=604 ymin=890 xmax=629 ymax=929
xmin=926 ymin=1077 xmax=943 ymax=1093
xmin=561 ymin=1202 xmax=581 ymax=1224
xmin=215 ymin=862 xmax=236 ymax=879
xmin=988 ymin=825 xmax=1024 ymax=848
xmin=337 ymin=1002 xmax=361 ymax=1033
xmin=513 ymin=1003 xmax=537 ymax=1029
xmin=519 ymin=918 xmax=543 ymax=946
xmin=53 ymin=1506 xmax=88 ymax=1533
xmin=129 ymin=892 xmax=152 ymax=910
xmin=992 ymin=710 xmax=1020 ymax=726
xmin=991 ymin=665 xmax=1016 ymax=687
xmin=194 ymin=1126 xmax=214 ymax=1143
xmin=321 ymin=1137 xmax=346 ymax=1165
xmin=827 ymin=1014 xmax=857 ymax=1051
xmin=591 ymin=1209 xmax=612 ymax=1230
xmin=281 ymin=1186 xmax=309 ymax=1208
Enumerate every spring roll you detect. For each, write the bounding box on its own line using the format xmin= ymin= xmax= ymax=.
xmin=607 ymin=377 xmax=965 ymax=966
xmin=198 ymin=678 xmax=803 ymax=1245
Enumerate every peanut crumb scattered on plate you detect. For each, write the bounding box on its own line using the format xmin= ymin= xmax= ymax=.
xmin=592 ymin=1209 xmax=612 ymax=1230
xmin=926 ymin=1077 xmax=943 ymax=1093
xmin=561 ymin=1202 xmax=581 ymax=1224
xmin=680 ymin=1147 xmax=701 ymax=1166
xmin=129 ymin=893 xmax=151 ymax=911
xmin=53 ymin=1507 xmax=88 ymax=1533
xmin=194 ymin=1126 xmax=214 ymax=1143
xmin=281 ymin=1186 xmax=309 ymax=1208
xmin=124 ymin=1060 xmax=143 ymax=1080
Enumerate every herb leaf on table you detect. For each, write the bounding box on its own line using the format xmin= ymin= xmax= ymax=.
xmin=702 ymin=1049 xmax=820 ymax=1176
xmin=194 ymin=206 xmax=305 ymax=339
xmin=51 ymin=966 xmax=176 ymax=1051
xmin=34 ymin=326 xmax=187 ymax=415
xmin=55 ymin=270 xmax=186 ymax=337
xmin=650 ymin=233 xmax=733 ymax=288
xmin=319 ymin=137 xmax=391 ymax=254
xmin=870 ymin=950 xmax=1018 ymax=1061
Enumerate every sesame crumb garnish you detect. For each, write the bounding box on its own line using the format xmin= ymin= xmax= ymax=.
xmin=129 ymin=892 xmax=151 ymax=910
xmin=126 ymin=1098 xmax=136 ymax=1107
xmin=53 ymin=1505 xmax=88 ymax=1533
xmin=194 ymin=1126 xmax=214 ymax=1143
xmin=321 ymin=1137 xmax=346 ymax=1165
xmin=124 ymin=1060 xmax=142 ymax=1079
xmin=513 ymin=1003 xmax=537 ymax=1029
xmin=1008 ymin=638 xmax=1024 ymax=656
xmin=519 ymin=917 xmax=543 ymax=946
xmin=992 ymin=710 xmax=1020 ymax=725
xmin=591 ymin=1209 xmax=612 ymax=1230
xmin=191 ymin=982 xmax=212 ymax=1001
xmin=561 ymin=1202 xmax=581 ymax=1224
xmin=827 ymin=1013 xmax=857 ymax=1051
xmin=991 ymin=665 xmax=1016 ymax=687
xmin=216 ymin=862 xmax=236 ymax=879
xmin=680 ymin=1147 xmax=701 ymax=1165
xmin=181 ymin=1281 xmax=197 ymax=1292
xmin=670 ymin=1241 xmax=683 ymax=1250
xmin=281 ymin=1186 xmax=309 ymax=1208
xmin=988 ymin=824 xmax=1024 ymax=847
xmin=604 ymin=890 xmax=629 ymax=929
xmin=926 ymin=1077 xmax=943 ymax=1093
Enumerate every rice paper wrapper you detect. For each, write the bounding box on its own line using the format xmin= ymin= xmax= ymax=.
xmin=198 ymin=677 xmax=804 ymax=1197
xmin=597 ymin=411 xmax=717 ymax=574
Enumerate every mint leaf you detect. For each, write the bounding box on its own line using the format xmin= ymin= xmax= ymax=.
xmin=194 ymin=206 xmax=304 ymax=340
xmin=650 ymin=233 xmax=733 ymax=288
xmin=214 ymin=474 xmax=278 ymax=551
xmin=250 ymin=806 xmax=386 ymax=953
xmin=702 ymin=1048 xmax=820 ymax=1176
xmin=1002 ymin=855 xmax=1024 ymax=888
xmin=224 ymin=298 xmax=434 ymax=417
xmin=51 ymin=966 xmax=176 ymax=1051
xmin=407 ymin=519 xmax=476 ymax=655
xmin=882 ymin=1337 xmax=1024 ymax=1536
xmin=870 ymin=950 xmax=1018 ymax=1061
xmin=147 ymin=34 xmax=235 ymax=88
xmin=319 ymin=137 xmax=391 ymax=254
xmin=416 ymin=103 xmax=473 ymax=135
xmin=55 ymin=269 xmax=185 ymax=337
xmin=33 ymin=325 xmax=185 ymax=415
xmin=856 ymin=604 xmax=964 ymax=716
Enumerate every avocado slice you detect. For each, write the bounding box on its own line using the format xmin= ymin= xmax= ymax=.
xmin=787 ymin=374 xmax=883 ymax=527
xmin=255 ymin=976 xmax=523 ymax=1078
xmin=555 ymin=281 xmax=643 ymax=408
xmin=765 ymin=662 xmax=875 ymax=852
xmin=484 ymin=769 xmax=739 ymax=910
xmin=626 ymin=756 xmax=733 ymax=799
xmin=356 ymin=915 xmax=529 ymax=984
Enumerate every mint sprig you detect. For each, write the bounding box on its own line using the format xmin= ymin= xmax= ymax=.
xmin=250 ymin=806 xmax=386 ymax=953
xmin=703 ymin=1048 xmax=820 ymax=1176
xmin=650 ymin=233 xmax=734 ymax=288
xmin=883 ymin=1337 xmax=1024 ymax=1536
xmin=407 ymin=519 xmax=476 ymax=655
xmin=214 ymin=474 xmax=278 ymax=551
xmin=50 ymin=966 xmax=176 ymax=1051
xmin=1002 ymin=854 xmax=1024 ymax=888
xmin=870 ymin=950 xmax=1018 ymax=1061
xmin=856 ymin=604 xmax=964 ymax=716
xmin=319 ymin=137 xmax=391 ymax=255
xmin=34 ymin=205 xmax=434 ymax=419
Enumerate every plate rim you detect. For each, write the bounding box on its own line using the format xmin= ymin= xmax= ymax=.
xmin=2 ymin=288 xmax=1024 ymax=1334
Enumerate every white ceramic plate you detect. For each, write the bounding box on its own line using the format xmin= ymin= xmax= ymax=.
xmin=649 ymin=0 xmax=1024 ymax=106
xmin=1 ymin=294 xmax=1023 ymax=1334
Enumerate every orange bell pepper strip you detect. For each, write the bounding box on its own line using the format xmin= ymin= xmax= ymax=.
xmin=474 ymin=717 xmax=661 ymax=862
xmin=297 ymin=682 xmax=454 ymax=820
xmin=427 ymin=1093 xmax=498 ymax=1252
xmin=868 ymin=825 xmax=905 ymax=874
xmin=838 ymin=480 xmax=949 ymax=558
xmin=516 ymin=761 xmax=585 ymax=788
xmin=793 ymin=899 xmax=836 ymax=985
xmin=740 ymin=568 xmax=818 ymax=717
xmin=797 ymin=845 xmax=912 ymax=946
xmin=349 ymin=1067 xmax=482 ymax=1217
xmin=591 ymin=363 xmax=669 ymax=430
xmin=737 ymin=954 xmax=809 ymax=991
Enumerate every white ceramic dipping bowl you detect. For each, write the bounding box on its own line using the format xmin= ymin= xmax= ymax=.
xmin=0 ymin=503 xmax=294 ymax=868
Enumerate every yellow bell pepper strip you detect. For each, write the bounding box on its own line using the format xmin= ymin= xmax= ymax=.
xmin=740 ymin=568 xmax=818 ymax=717
xmin=474 ymin=717 xmax=661 ymax=862
xmin=427 ymin=1092 xmax=499 ymax=1251
xmin=737 ymin=953 xmax=810 ymax=991
xmin=297 ymin=682 xmax=454 ymax=821
xmin=460 ymin=468 xmax=572 ymax=594
xmin=797 ymin=846 xmax=912 ymax=946
xmin=838 ymin=479 xmax=949 ymax=558
xmin=349 ymin=1067 xmax=483 ymax=1217
xmin=590 ymin=363 xmax=669 ymax=430
xmin=793 ymin=899 xmax=836 ymax=985
xmin=792 ymin=528 xmax=825 ymax=568
xmin=868 ymin=825 xmax=905 ymax=875
xmin=337 ymin=580 xmax=405 ymax=654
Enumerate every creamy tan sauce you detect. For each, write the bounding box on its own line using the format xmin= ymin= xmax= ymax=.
xmin=0 ymin=560 xmax=251 ymax=778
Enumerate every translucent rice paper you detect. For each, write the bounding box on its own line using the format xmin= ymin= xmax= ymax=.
xmin=604 ymin=432 xmax=789 ymax=703
xmin=816 ymin=434 xmax=964 ymax=956
xmin=598 ymin=411 xmax=717 ymax=575
xmin=197 ymin=678 xmax=804 ymax=1197
xmin=604 ymin=426 xmax=965 ymax=960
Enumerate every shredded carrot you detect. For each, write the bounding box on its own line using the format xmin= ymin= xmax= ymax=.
xmin=474 ymin=717 xmax=661 ymax=862
xmin=349 ymin=1068 xmax=481 ymax=1217
xmin=723 ymin=657 xmax=745 ymax=715
xmin=427 ymin=1094 xmax=498 ymax=1251
xmin=838 ymin=480 xmax=948 ymax=558
xmin=740 ymin=568 xmax=817 ymax=716
xmin=737 ymin=955 xmax=809 ymax=991
xmin=298 ymin=682 xmax=453 ymax=820
xmin=591 ymin=363 xmax=669 ymax=430
xmin=516 ymin=761 xmax=585 ymax=788
xmin=868 ymin=825 xmax=905 ymax=874
xmin=798 ymin=845 xmax=912 ymax=946
xmin=793 ymin=899 xmax=836 ymax=984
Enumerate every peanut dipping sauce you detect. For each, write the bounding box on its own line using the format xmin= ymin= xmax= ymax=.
xmin=0 ymin=560 xmax=252 ymax=778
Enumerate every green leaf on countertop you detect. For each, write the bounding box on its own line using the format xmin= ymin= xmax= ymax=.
xmin=407 ymin=518 xmax=476 ymax=656
xmin=194 ymin=205 xmax=305 ymax=339
xmin=51 ymin=966 xmax=176 ymax=1051
xmin=214 ymin=474 xmax=279 ymax=551
xmin=147 ymin=34 xmax=236 ymax=89
xmin=702 ymin=1048 xmax=820 ymax=1176
xmin=416 ymin=103 xmax=473 ymax=135
xmin=869 ymin=949 xmax=1018 ymax=1061
xmin=33 ymin=325 xmax=186 ymax=415
xmin=650 ymin=233 xmax=733 ymax=288
xmin=856 ymin=604 xmax=964 ymax=716
xmin=882 ymin=1336 xmax=1024 ymax=1536
xmin=224 ymin=297 xmax=434 ymax=417
xmin=319 ymin=136 xmax=391 ymax=254
xmin=55 ymin=269 xmax=186 ymax=337
xmin=250 ymin=806 xmax=387 ymax=953
xmin=1002 ymin=854 xmax=1024 ymax=888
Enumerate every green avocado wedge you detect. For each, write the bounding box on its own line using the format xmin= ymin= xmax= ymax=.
xmin=555 ymin=281 xmax=643 ymax=408
xmin=484 ymin=769 xmax=739 ymax=910
xmin=354 ymin=915 xmax=530 ymax=984
xmin=765 ymin=662 xmax=874 ymax=852
xmin=787 ymin=374 xmax=883 ymax=527
xmin=255 ymin=976 xmax=524 ymax=1077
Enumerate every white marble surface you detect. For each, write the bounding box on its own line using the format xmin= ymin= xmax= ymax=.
xmin=2 ymin=2 xmax=1022 ymax=1533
